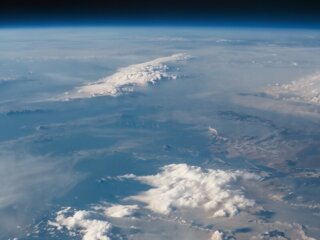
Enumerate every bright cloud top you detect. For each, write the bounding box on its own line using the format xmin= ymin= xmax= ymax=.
xmin=48 ymin=164 xmax=259 ymax=239
xmin=49 ymin=204 xmax=138 ymax=240
xmin=266 ymin=73 xmax=320 ymax=105
xmin=121 ymin=164 xmax=259 ymax=217
xmin=211 ymin=230 xmax=225 ymax=240
xmin=48 ymin=207 xmax=112 ymax=240
xmin=63 ymin=53 xmax=189 ymax=99
xmin=103 ymin=204 xmax=138 ymax=218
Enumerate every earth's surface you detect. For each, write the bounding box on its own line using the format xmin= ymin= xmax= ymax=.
xmin=0 ymin=27 xmax=320 ymax=240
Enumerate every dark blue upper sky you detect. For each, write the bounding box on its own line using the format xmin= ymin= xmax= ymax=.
xmin=1 ymin=0 xmax=320 ymax=27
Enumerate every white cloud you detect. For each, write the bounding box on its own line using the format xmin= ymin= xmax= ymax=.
xmin=49 ymin=207 xmax=112 ymax=240
xmin=103 ymin=204 xmax=138 ymax=218
xmin=49 ymin=203 xmax=138 ymax=239
xmin=61 ymin=53 xmax=189 ymax=100
xmin=210 ymin=230 xmax=225 ymax=240
xmin=266 ymin=73 xmax=320 ymax=105
xmin=121 ymin=164 xmax=259 ymax=217
xmin=208 ymin=126 xmax=218 ymax=137
xmin=47 ymin=164 xmax=259 ymax=239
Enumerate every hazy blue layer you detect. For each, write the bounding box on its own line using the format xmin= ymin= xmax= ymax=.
xmin=0 ymin=27 xmax=319 ymax=239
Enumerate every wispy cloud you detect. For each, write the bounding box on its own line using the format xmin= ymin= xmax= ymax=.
xmin=0 ymin=150 xmax=81 ymax=237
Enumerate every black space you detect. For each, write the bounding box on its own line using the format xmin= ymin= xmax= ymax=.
xmin=1 ymin=0 xmax=320 ymax=26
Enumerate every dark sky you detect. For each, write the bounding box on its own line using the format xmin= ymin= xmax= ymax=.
xmin=1 ymin=0 xmax=320 ymax=26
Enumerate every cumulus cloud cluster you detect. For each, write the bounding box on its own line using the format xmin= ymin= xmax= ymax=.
xmin=49 ymin=207 xmax=112 ymax=240
xmin=266 ymin=73 xmax=320 ymax=105
xmin=49 ymin=204 xmax=138 ymax=240
xmin=48 ymin=164 xmax=260 ymax=240
xmin=121 ymin=164 xmax=259 ymax=217
xmin=62 ymin=53 xmax=189 ymax=100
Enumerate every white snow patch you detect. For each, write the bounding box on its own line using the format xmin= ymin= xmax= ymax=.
xmin=266 ymin=73 xmax=320 ymax=105
xmin=48 ymin=207 xmax=112 ymax=240
xmin=121 ymin=164 xmax=259 ymax=217
xmin=62 ymin=53 xmax=190 ymax=99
